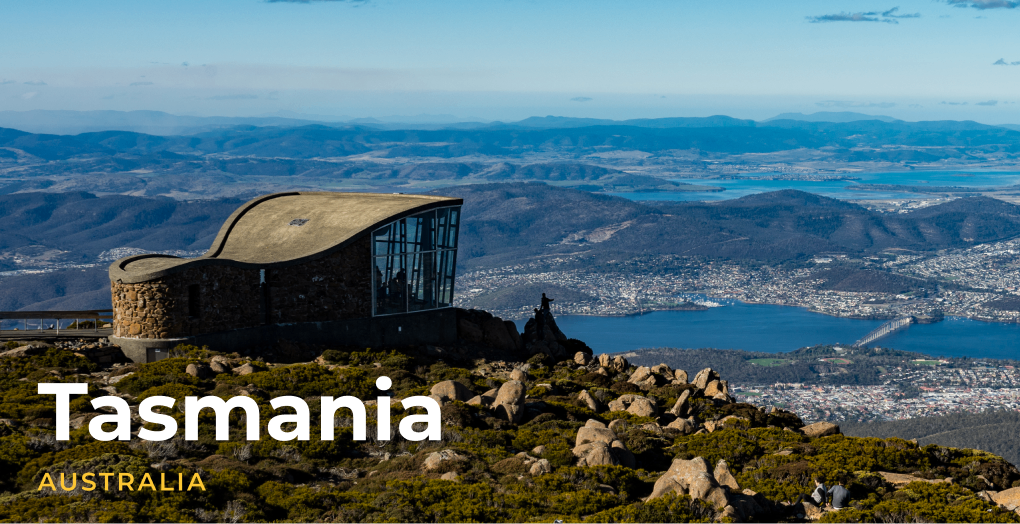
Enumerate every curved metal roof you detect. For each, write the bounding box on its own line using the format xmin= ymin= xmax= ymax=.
xmin=109 ymin=191 xmax=462 ymax=284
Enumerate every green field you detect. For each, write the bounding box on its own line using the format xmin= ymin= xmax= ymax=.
xmin=748 ymin=358 xmax=791 ymax=367
xmin=912 ymin=360 xmax=942 ymax=366
xmin=820 ymin=357 xmax=853 ymax=365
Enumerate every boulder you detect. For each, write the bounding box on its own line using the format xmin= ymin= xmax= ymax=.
xmin=635 ymin=375 xmax=659 ymax=390
xmin=611 ymin=355 xmax=629 ymax=372
xmin=611 ymin=441 xmax=636 ymax=468
xmin=992 ymin=487 xmax=1020 ymax=511
xmin=651 ymin=363 xmax=672 ymax=376
xmin=666 ymin=417 xmax=696 ymax=435
xmin=482 ymin=317 xmax=518 ymax=352
xmin=674 ymin=369 xmax=688 ymax=384
xmin=578 ymin=390 xmax=600 ymax=412
xmin=608 ymin=394 xmax=657 ymax=417
xmin=577 ymin=441 xmax=618 ymax=467
xmin=877 ymin=471 xmax=949 ymax=488
xmin=648 ymin=456 xmax=712 ymax=499
xmin=532 ymin=445 xmax=546 ymax=456
xmin=576 ymin=423 xmax=617 ymax=447
xmin=670 ymin=390 xmax=691 ymax=416
xmin=649 ymin=457 xmax=730 ymax=510
xmin=509 ymin=368 xmax=528 ymax=382
xmin=640 ymin=422 xmax=664 ymax=435
xmin=503 ymin=320 xmax=524 ymax=351
xmin=0 ymin=345 xmax=43 ymax=358
xmin=598 ymin=353 xmax=613 ymax=368
xmin=692 ymin=368 xmax=719 ymax=390
xmin=466 ymin=395 xmax=491 ymax=406
xmin=424 ymin=449 xmax=464 ymax=471
xmin=704 ymin=380 xmax=724 ymax=397
xmin=431 ymin=380 xmax=473 ymax=402
xmin=209 ymin=361 xmax=230 ymax=374
xmin=107 ymin=372 xmax=134 ymax=385
xmin=458 ymin=318 xmax=484 ymax=343
xmin=628 ymin=366 xmax=653 ymax=385
xmin=233 ymin=363 xmax=257 ymax=376
xmin=627 ymin=397 xmax=657 ymax=417
xmin=800 ymin=421 xmax=841 ymax=438
xmin=714 ymin=460 xmax=740 ymax=491
xmin=608 ymin=419 xmax=629 ymax=434
xmin=493 ymin=380 xmax=527 ymax=423
xmin=574 ymin=352 xmax=592 ymax=365
xmin=440 ymin=471 xmax=459 ymax=481
xmin=529 ymin=459 xmax=552 ymax=476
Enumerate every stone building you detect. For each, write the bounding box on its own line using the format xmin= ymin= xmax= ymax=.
xmin=109 ymin=191 xmax=462 ymax=363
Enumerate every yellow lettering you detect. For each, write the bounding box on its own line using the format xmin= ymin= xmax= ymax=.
xmin=119 ymin=473 xmax=134 ymax=491
xmin=187 ymin=473 xmax=205 ymax=491
xmin=82 ymin=473 xmax=96 ymax=491
xmin=60 ymin=473 xmax=77 ymax=491
xmin=99 ymin=472 xmax=114 ymax=490
xmin=37 ymin=473 xmax=56 ymax=491
xmin=138 ymin=473 xmax=156 ymax=491
xmin=178 ymin=472 xmax=183 ymax=490
xmin=160 ymin=473 xmax=174 ymax=491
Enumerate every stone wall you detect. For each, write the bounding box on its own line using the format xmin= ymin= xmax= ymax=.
xmin=112 ymin=265 xmax=261 ymax=339
xmin=265 ymin=236 xmax=372 ymax=324
xmin=111 ymin=237 xmax=373 ymax=340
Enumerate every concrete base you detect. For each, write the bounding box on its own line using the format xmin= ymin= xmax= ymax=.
xmin=111 ymin=308 xmax=458 ymax=363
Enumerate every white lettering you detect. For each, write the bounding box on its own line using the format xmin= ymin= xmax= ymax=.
xmin=38 ymin=383 xmax=88 ymax=440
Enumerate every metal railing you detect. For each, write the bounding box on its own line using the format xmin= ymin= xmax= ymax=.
xmin=0 ymin=310 xmax=114 ymax=338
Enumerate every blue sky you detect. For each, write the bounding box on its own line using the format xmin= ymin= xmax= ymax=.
xmin=1 ymin=0 xmax=1019 ymax=122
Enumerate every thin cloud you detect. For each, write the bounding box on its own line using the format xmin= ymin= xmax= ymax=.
xmin=0 ymin=80 xmax=15 ymax=85
xmin=976 ymin=100 xmax=999 ymax=106
xmin=130 ymin=81 xmax=154 ymax=86
xmin=208 ymin=94 xmax=259 ymax=100
xmin=817 ymin=100 xmax=896 ymax=109
xmin=946 ymin=0 xmax=1019 ymax=8
xmin=570 ymin=97 xmax=593 ymax=102
xmin=23 ymin=81 xmax=46 ymax=86
xmin=21 ymin=92 xmax=37 ymax=100
xmin=940 ymin=101 xmax=968 ymax=105
xmin=994 ymin=58 xmax=1020 ymax=65
xmin=808 ymin=7 xmax=918 ymax=23
xmin=882 ymin=7 xmax=921 ymax=17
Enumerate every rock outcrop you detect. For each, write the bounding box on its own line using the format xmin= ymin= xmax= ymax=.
xmin=650 ymin=457 xmax=771 ymax=521
xmin=492 ymin=380 xmax=527 ymax=423
xmin=431 ymin=380 xmax=473 ymax=403
xmin=573 ymin=419 xmax=636 ymax=468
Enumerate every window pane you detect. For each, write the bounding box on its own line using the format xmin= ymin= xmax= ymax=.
xmin=438 ymin=207 xmax=460 ymax=249
xmin=408 ymin=251 xmax=436 ymax=311
xmin=374 ymin=255 xmax=406 ymax=315
xmin=405 ymin=210 xmax=435 ymax=253
xmin=373 ymin=222 xmax=404 ymax=257
xmin=437 ymin=249 xmax=457 ymax=307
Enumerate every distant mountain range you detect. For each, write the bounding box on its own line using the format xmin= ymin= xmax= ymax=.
xmin=2 ymin=109 xmax=1017 ymax=136
xmin=2 ymin=118 xmax=1018 ymax=161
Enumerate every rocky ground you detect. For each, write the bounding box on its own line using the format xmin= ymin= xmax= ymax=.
xmin=1 ymin=308 xmax=1020 ymax=522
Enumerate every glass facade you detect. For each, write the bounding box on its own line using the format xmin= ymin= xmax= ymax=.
xmin=372 ymin=206 xmax=460 ymax=316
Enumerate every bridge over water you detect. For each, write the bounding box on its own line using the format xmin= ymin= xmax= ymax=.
xmin=852 ymin=316 xmax=913 ymax=348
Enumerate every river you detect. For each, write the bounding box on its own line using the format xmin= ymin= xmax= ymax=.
xmin=610 ymin=169 xmax=1020 ymax=202
xmin=529 ymin=301 xmax=1020 ymax=360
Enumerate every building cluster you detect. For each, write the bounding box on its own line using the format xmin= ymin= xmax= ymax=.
xmin=457 ymin=240 xmax=1020 ymax=323
xmin=733 ymin=364 xmax=1020 ymax=423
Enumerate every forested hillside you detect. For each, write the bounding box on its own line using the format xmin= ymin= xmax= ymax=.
xmin=843 ymin=411 xmax=1020 ymax=467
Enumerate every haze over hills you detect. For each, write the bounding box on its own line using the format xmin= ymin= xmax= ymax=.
xmin=764 ymin=111 xmax=901 ymax=123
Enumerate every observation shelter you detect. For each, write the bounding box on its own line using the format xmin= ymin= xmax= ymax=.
xmin=108 ymin=191 xmax=463 ymax=363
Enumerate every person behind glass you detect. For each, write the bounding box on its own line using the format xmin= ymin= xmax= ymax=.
xmin=795 ymin=475 xmax=828 ymax=507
